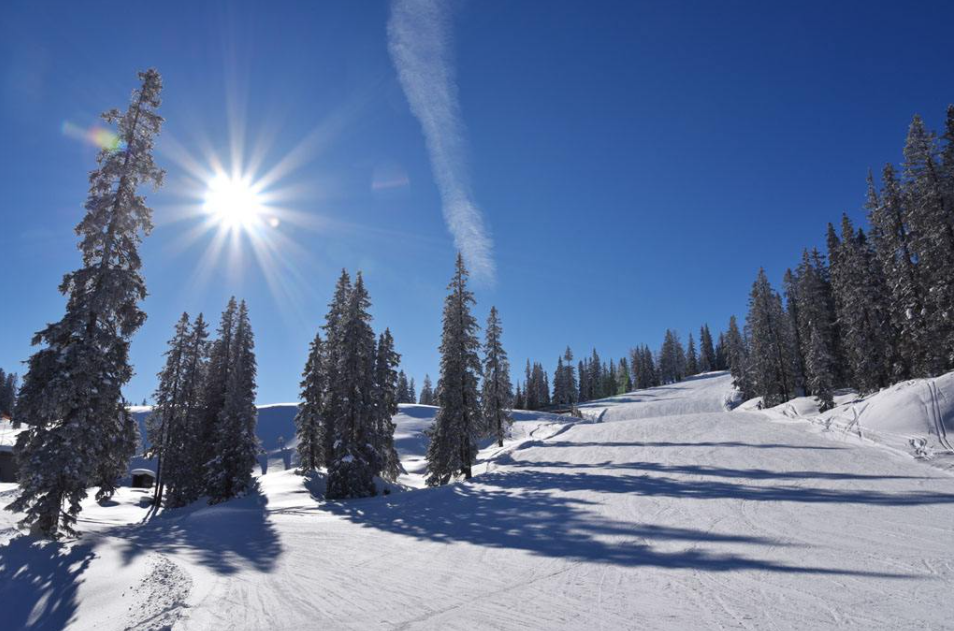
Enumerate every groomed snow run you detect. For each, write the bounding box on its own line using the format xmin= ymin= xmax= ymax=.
xmin=3 ymin=371 xmax=954 ymax=629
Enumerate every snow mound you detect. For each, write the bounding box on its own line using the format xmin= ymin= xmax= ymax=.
xmin=755 ymin=371 xmax=954 ymax=465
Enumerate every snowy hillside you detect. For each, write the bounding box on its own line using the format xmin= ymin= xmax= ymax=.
xmin=3 ymin=372 xmax=954 ymax=629
xmin=741 ymin=371 xmax=954 ymax=469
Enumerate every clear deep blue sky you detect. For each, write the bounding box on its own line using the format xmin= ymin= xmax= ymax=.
xmin=1 ymin=1 xmax=953 ymax=404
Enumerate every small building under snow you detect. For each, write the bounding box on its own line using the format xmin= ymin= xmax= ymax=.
xmin=0 ymin=419 xmax=24 ymax=483
xmin=130 ymin=468 xmax=156 ymax=488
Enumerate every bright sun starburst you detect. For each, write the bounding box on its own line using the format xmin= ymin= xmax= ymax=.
xmin=203 ymin=173 xmax=266 ymax=231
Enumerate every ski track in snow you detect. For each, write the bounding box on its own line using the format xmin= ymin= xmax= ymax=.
xmin=2 ymin=371 xmax=954 ymax=629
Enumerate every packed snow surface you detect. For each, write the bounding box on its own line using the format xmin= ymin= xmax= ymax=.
xmin=3 ymin=371 xmax=954 ymax=629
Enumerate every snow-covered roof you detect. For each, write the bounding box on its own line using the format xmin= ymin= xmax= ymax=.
xmin=0 ymin=420 xmax=25 ymax=452
xmin=130 ymin=468 xmax=155 ymax=476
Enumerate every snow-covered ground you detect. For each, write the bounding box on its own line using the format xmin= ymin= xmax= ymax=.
xmin=741 ymin=371 xmax=954 ymax=471
xmin=3 ymin=372 xmax=954 ymax=629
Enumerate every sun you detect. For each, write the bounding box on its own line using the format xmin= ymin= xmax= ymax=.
xmin=203 ymin=173 xmax=265 ymax=230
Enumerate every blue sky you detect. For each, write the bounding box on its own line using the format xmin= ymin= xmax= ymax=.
xmin=1 ymin=0 xmax=953 ymax=404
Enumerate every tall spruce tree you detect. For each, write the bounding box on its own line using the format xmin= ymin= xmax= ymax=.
xmin=745 ymin=268 xmax=797 ymax=406
xmin=163 ymin=314 xmax=208 ymax=507
xmin=373 ymin=328 xmax=402 ymax=482
xmin=725 ymin=315 xmax=752 ymax=398
xmin=295 ymin=331 xmax=326 ymax=472
xmin=147 ymin=313 xmax=192 ymax=506
xmin=426 ymin=254 xmax=482 ymax=485
xmin=419 ymin=374 xmax=435 ymax=405
xmin=326 ymin=273 xmax=379 ymax=499
xmin=481 ymin=306 xmax=513 ymax=447
xmin=699 ymin=325 xmax=716 ymax=373
xmin=10 ymin=69 xmax=164 ymax=537
xmin=206 ymin=300 xmax=259 ymax=503
xmin=686 ymin=334 xmax=699 ymax=376
xmin=200 ymin=297 xmax=238 ymax=486
xmin=396 ymin=371 xmax=411 ymax=404
xmin=319 ymin=270 xmax=352 ymax=467
xmin=828 ymin=217 xmax=894 ymax=392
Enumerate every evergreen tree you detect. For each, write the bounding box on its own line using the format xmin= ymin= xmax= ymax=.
xmin=868 ymin=166 xmax=928 ymax=378
xmin=408 ymin=377 xmax=417 ymax=405
xmin=745 ymin=268 xmax=797 ymax=406
xmin=783 ymin=268 xmax=807 ymax=396
xmin=902 ymin=115 xmax=954 ymax=373
xmin=481 ymin=306 xmax=513 ymax=447
xmin=589 ymin=349 xmax=603 ymax=399
xmin=206 ymin=301 xmax=258 ymax=503
xmin=698 ymin=325 xmax=716 ymax=373
xmin=419 ymin=374 xmax=435 ymax=405
xmin=685 ymin=333 xmax=699 ymax=376
xmin=806 ymin=328 xmax=836 ymax=411
xmin=319 ymin=270 xmax=352 ymax=467
xmin=725 ymin=316 xmax=752 ymax=398
xmin=372 ymin=328 xmax=402 ymax=481
xmin=163 ymin=313 xmax=208 ymax=507
xmin=295 ymin=331 xmax=325 ymax=472
xmin=10 ymin=70 xmax=164 ymax=537
xmin=396 ymin=370 xmax=411 ymax=404
xmin=828 ymin=217 xmax=894 ymax=392
xmin=147 ymin=313 xmax=192 ymax=506
xmin=617 ymin=357 xmax=632 ymax=394
xmin=426 ymin=254 xmax=482 ymax=485
xmin=514 ymin=382 xmax=525 ymax=410
xmin=200 ymin=297 xmax=238 ymax=486
xmin=715 ymin=332 xmax=728 ymax=370
xmin=0 ymin=370 xmax=17 ymax=418
xmin=326 ymin=273 xmax=379 ymax=499
xmin=562 ymin=347 xmax=577 ymax=404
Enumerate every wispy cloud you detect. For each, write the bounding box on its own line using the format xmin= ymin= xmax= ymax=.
xmin=387 ymin=0 xmax=495 ymax=283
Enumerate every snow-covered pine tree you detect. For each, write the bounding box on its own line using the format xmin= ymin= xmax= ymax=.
xmin=715 ymin=332 xmax=728 ymax=370
xmin=426 ymin=254 xmax=483 ymax=486
xmin=592 ymin=350 xmax=605 ymax=398
xmin=481 ymin=306 xmax=513 ymax=447
xmin=523 ymin=360 xmax=536 ymax=409
xmin=552 ymin=356 xmax=566 ymax=405
xmin=395 ymin=371 xmax=409 ymax=404
xmin=828 ymin=217 xmax=894 ymax=393
xmin=617 ymin=357 xmax=632 ymax=394
xmin=563 ymin=347 xmax=577 ymax=404
xmin=745 ymin=268 xmax=797 ymax=406
xmin=699 ymin=325 xmax=716 ymax=373
xmin=295 ymin=331 xmax=325 ymax=472
xmin=9 ymin=69 xmax=164 ymax=537
xmin=0 ymin=370 xmax=16 ymax=418
xmin=901 ymin=115 xmax=954 ymax=374
xmin=206 ymin=300 xmax=259 ymax=503
xmin=408 ymin=377 xmax=416 ymax=404
xmin=577 ymin=359 xmax=590 ymax=402
xmin=163 ymin=313 xmax=209 ymax=508
xmin=326 ymin=273 xmax=378 ymax=499
xmin=725 ymin=315 xmax=752 ymax=398
xmin=419 ymin=374 xmax=435 ymax=405
xmin=372 ymin=328 xmax=401 ymax=482
xmin=686 ymin=333 xmax=699 ymax=376
xmin=147 ymin=313 xmax=191 ymax=506
xmin=806 ymin=328 xmax=836 ymax=411
xmin=782 ymin=268 xmax=807 ymax=396
xmin=515 ymin=382 xmax=524 ymax=410
xmin=319 ymin=270 xmax=352 ymax=466
xmin=200 ymin=296 xmax=238 ymax=487
xmin=868 ymin=166 xmax=929 ymax=378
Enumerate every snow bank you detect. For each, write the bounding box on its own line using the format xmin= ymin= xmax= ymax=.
xmin=753 ymin=371 xmax=954 ymax=466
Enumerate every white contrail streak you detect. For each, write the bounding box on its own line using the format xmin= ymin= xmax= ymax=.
xmin=388 ymin=0 xmax=495 ymax=283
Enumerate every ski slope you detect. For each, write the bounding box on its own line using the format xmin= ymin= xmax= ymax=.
xmin=3 ymin=372 xmax=954 ymax=629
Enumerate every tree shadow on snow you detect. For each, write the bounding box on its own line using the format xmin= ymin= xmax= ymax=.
xmin=537 ymin=440 xmax=847 ymax=451
xmin=504 ymin=458 xmax=933 ymax=482
xmin=0 ymin=536 xmax=95 ymax=631
xmin=323 ymin=471 xmax=918 ymax=579
xmin=110 ymin=482 xmax=283 ymax=575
